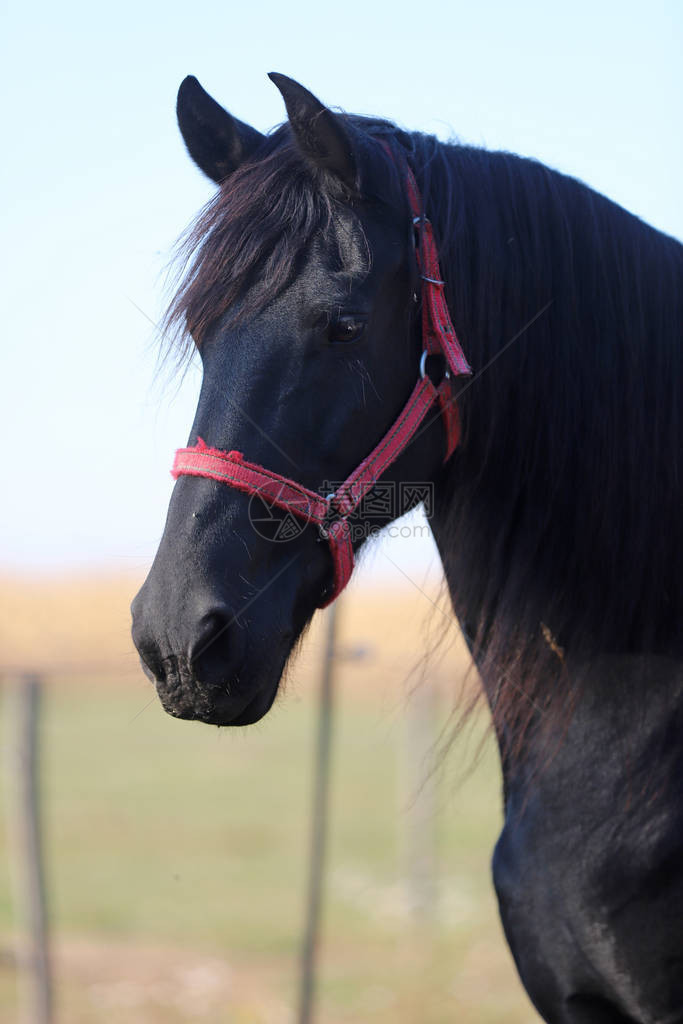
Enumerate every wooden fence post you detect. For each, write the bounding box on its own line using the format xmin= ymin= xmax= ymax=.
xmin=402 ymin=680 xmax=438 ymax=923
xmin=298 ymin=601 xmax=339 ymax=1024
xmin=4 ymin=674 xmax=53 ymax=1024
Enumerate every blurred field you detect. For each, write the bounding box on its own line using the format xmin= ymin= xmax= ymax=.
xmin=0 ymin=572 xmax=537 ymax=1022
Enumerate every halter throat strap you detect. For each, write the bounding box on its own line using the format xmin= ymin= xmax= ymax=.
xmin=172 ymin=152 xmax=471 ymax=607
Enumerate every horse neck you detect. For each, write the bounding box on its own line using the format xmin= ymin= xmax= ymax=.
xmin=423 ymin=140 xmax=683 ymax=664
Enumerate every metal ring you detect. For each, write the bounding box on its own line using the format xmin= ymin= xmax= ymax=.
xmin=420 ymin=274 xmax=445 ymax=286
xmin=420 ymin=351 xmax=450 ymax=383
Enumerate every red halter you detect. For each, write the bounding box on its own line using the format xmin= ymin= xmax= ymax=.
xmin=172 ymin=156 xmax=471 ymax=607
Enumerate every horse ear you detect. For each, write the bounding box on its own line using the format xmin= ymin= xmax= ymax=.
xmin=176 ymin=76 xmax=265 ymax=184
xmin=268 ymin=72 xmax=357 ymax=190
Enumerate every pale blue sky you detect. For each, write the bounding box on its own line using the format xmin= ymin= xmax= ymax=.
xmin=1 ymin=0 xmax=681 ymax=579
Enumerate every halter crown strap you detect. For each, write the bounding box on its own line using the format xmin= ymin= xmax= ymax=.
xmin=399 ymin=154 xmax=471 ymax=459
xmin=172 ymin=148 xmax=471 ymax=607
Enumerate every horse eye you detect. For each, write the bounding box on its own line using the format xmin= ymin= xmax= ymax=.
xmin=327 ymin=315 xmax=366 ymax=344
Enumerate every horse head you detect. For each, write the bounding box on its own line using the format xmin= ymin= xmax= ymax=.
xmin=131 ymin=75 xmax=453 ymax=725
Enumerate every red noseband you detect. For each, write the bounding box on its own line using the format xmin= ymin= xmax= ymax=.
xmin=172 ymin=154 xmax=471 ymax=607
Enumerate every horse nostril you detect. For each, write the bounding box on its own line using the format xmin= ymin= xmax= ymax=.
xmin=188 ymin=608 xmax=240 ymax=686
xmin=131 ymin=624 xmax=166 ymax=683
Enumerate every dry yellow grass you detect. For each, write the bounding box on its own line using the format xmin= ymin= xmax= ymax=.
xmin=0 ymin=571 xmax=476 ymax=699
xmin=0 ymin=572 xmax=144 ymax=675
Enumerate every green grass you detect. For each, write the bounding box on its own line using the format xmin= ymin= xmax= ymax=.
xmin=0 ymin=677 xmax=537 ymax=1022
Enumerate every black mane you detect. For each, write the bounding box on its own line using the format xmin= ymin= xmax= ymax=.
xmin=412 ymin=136 xmax=683 ymax=745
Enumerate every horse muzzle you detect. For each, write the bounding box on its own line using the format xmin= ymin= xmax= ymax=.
xmin=131 ymin=587 xmax=281 ymax=726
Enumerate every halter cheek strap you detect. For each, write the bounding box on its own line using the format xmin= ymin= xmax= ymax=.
xmin=172 ymin=155 xmax=471 ymax=607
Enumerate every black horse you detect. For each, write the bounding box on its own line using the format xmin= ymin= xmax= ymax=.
xmin=132 ymin=74 xmax=683 ymax=1022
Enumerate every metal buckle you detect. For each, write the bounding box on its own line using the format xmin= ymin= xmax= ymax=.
xmin=412 ymin=216 xmax=445 ymax=284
